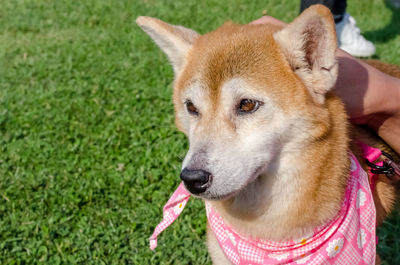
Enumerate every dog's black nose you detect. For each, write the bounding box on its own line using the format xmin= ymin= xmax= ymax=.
xmin=180 ymin=168 xmax=211 ymax=194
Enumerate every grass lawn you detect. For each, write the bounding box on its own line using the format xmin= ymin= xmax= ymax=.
xmin=0 ymin=0 xmax=399 ymax=264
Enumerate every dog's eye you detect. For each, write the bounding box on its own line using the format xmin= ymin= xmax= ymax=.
xmin=185 ymin=100 xmax=199 ymax=116
xmin=238 ymin=99 xmax=261 ymax=114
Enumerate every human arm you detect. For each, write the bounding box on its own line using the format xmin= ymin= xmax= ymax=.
xmin=334 ymin=50 xmax=400 ymax=154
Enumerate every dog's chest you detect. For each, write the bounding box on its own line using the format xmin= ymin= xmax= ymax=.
xmin=205 ymin=154 xmax=376 ymax=265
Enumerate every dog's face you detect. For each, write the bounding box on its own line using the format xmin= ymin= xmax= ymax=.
xmin=137 ymin=5 xmax=338 ymax=200
xmin=173 ymin=28 xmax=309 ymax=200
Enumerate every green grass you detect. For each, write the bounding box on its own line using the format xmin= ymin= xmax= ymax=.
xmin=0 ymin=0 xmax=399 ymax=264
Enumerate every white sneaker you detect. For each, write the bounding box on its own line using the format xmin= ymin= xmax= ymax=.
xmin=335 ymin=13 xmax=376 ymax=57
xmin=391 ymin=0 xmax=400 ymax=8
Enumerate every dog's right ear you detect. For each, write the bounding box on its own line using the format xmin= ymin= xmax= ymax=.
xmin=136 ymin=17 xmax=200 ymax=74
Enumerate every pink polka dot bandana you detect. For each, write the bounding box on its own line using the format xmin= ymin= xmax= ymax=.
xmin=149 ymin=153 xmax=376 ymax=264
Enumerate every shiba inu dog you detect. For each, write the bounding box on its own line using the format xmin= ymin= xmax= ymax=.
xmin=137 ymin=5 xmax=398 ymax=264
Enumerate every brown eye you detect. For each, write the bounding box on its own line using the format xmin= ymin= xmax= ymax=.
xmin=238 ymin=99 xmax=261 ymax=114
xmin=185 ymin=100 xmax=199 ymax=116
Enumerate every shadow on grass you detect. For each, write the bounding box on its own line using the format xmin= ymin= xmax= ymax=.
xmin=363 ymin=0 xmax=400 ymax=44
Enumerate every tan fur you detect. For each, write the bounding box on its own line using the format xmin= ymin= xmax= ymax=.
xmin=137 ymin=4 xmax=398 ymax=264
xmin=210 ymin=93 xmax=350 ymax=241
xmin=274 ymin=5 xmax=338 ymax=104
xmin=136 ymin=16 xmax=199 ymax=74
xmin=174 ymin=22 xmax=303 ymax=119
xmin=173 ymin=4 xmax=349 ymax=241
xmin=374 ymin=175 xmax=396 ymax=225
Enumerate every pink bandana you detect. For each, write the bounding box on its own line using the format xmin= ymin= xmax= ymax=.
xmin=149 ymin=153 xmax=376 ymax=264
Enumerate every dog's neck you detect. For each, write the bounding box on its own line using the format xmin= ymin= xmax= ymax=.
xmin=209 ymin=94 xmax=350 ymax=241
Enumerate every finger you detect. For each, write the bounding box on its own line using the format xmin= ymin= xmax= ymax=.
xmin=250 ymin=16 xmax=287 ymax=27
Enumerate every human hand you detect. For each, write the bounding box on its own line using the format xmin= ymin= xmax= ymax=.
xmin=250 ymin=16 xmax=287 ymax=27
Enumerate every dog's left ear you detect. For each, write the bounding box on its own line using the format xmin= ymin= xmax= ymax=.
xmin=274 ymin=5 xmax=338 ymax=104
xmin=136 ymin=16 xmax=200 ymax=74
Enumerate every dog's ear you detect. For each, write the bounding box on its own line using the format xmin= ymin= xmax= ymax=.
xmin=274 ymin=5 xmax=338 ymax=104
xmin=136 ymin=16 xmax=199 ymax=74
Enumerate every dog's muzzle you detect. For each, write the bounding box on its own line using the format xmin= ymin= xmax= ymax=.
xmin=180 ymin=168 xmax=212 ymax=194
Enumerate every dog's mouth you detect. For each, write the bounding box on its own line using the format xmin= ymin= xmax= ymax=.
xmin=206 ymin=190 xmax=237 ymax=201
xmin=202 ymin=163 xmax=268 ymax=201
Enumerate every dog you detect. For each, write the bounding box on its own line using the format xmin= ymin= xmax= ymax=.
xmin=137 ymin=5 xmax=398 ymax=264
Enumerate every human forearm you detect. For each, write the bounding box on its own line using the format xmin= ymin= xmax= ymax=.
xmin=334 ymin=49 xmax=400 ymax=118
xmin=334 ymin=50 xmax=400 ymax=153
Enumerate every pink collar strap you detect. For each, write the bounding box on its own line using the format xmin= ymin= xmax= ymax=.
xmin=357 ymin=141 xmax=382 ymax=191
xmin=357 ymin=140 xmax=400 ymax=185
xmin=149 ymin=153 xmax=376 ymax=264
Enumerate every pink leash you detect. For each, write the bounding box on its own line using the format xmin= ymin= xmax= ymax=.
xmin=357 ymin=141 xmax=400 ymax=189
xmin=357 ymin=141 xmax=383 ymax=191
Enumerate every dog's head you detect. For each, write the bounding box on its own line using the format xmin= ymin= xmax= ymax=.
xmin=137 ymin=5 xmax=338 ymax=200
